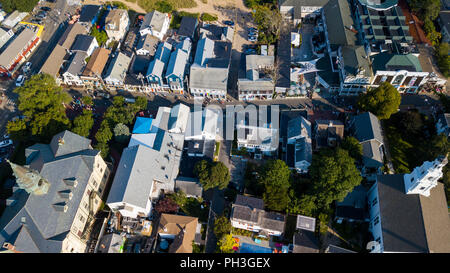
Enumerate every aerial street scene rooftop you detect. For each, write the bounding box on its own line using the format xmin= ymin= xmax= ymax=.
xmin=0 ymin=0 xmax=449 ymax=261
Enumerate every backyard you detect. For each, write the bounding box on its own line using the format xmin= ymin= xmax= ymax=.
xmin=383 ymin=110 xmax=438 ymax=173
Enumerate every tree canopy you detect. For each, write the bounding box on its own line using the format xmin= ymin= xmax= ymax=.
xmin=113 ymin=123 xmax=130 ymax=143
xmin=357 ymin=82 xmax=401 ymax=120
xmin=0 ymin=0 xmax=39 ymax=13
xmin=341 ymin=136 xmax=363 ymax=161
xmin=308 ymin=148 xmax=362 ymax=210
xmin=95 ymin=120 xmax=113 ymax=144
xmin=194 ymin=160 xmax=231 ymax=190
xmin=72 ymin=109 xmax=94 ymax=137
xmin=253 ymin=6 xmax=282 ymax=44
xmin=213 ymin=215 xmax=232 ymax=240
xmin=7 ymin=74 xmax=71 ymax=142
xmin=259 ymin=159 xmax=291 ymax=211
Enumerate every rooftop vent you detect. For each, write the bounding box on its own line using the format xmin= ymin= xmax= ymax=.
xmin=63 ymin=177 xmax=78 ymax=187
xmin=58 ymin=137 xmax=65 ymax=146
xmin=53 ymin=202 xmax=68 ymax=213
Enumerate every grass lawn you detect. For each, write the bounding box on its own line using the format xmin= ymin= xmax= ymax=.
xmin=138 ymin=0 xmax=197 ymax=12
xmin=383 ymin=111 xmax=437 ymax=173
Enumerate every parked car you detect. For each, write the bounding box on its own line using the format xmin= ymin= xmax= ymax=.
xmin=248 ymin=27 xmax=258 ymax=32
xmin=22 ymin=62 xmax=32 ymax=73
xmin=0 ymin=139 xmax=12 ymax=148
xmin=16 ymin=75 xmax=25 ymax=86
xmin=248 ymin=36 xmax=257 ymax=42
xmin=245 ymin=48 xmax=257 ymax=54
xmin=37 ymin=11 xmax=47 ymax=19
xmin=3 ymin=134 xmax=10 ymax=139
xmin=41 ymin=7 xmax=51 ymax=12
xmin=223 ymin=20 xmax=234 ymax=26
xmin=124 ymin=97 xmax=135 ymax=103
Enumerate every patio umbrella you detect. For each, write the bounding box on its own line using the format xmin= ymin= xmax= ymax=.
xmin=160 ymin=239 xmax=169 ymax=250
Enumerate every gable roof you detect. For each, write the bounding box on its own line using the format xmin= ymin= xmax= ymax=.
xmin=140 ymin=10 xmax=168 ymax=33
xmin=58 ymin=23 xmax=88 ymax=50
xmin=178 ymin=16 xmax=198 ymax=38
xmin=79 ymin=5 xmax=101 ymax=23
xmin=353 ymin=112 xmax=383 ymax=144
xmin=40 ymin=44 xmax=67 ymax=78
xmin=70 ymin=34 xmax=96 ymax=52
xmin=323 ymin=0 xmax=358 ymax=46
xmin=82 ymin=47 xmax=111 ymax=77
xmin=0 ymin=28 xmax=37 ymax=68
xmin=165 ymin=48 xmax=188 ymax=79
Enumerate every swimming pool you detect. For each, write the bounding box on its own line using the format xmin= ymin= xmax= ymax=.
xmin=239 ymin=242 xmax=273 ymax=253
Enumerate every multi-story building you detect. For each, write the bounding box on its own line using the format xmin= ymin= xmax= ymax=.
xmin=314 ymin=120 xmax=344 ymax=149
xmin=0 ymin=131 xmax=110 ymax=253
xmin=135 ymin=34 xmax=159 ymax=56
xmin=103 ymin=52 xmax=131 ymax=87
xmin=62 ymin=51 xmax=87 ymax=86
xmin=367 ymin=156 xmax=450 ymax=253
xmin=80 ymin=47 xmax=111 ymax=87
xmin=78 ymin=5 xmax=101 ymax=30
xmin=104 ymin=9 xmax=130 ymax=41
xmin=189 ymin=36 xmax=231 ymax=99
xmin=106 ymin=104 xmax=190 ymax=220
xmin=279 ymin=0 xmax=330 ymax=24
xmin=286 ymin=116 xmax=312 ymax=173
xmin=230 ymin=195 xmax=286 ymax=237
xmin=70 ymin=34 xmax=99 ymax=56
xmin=139 ymin=10 xmax=170 ymax=40
xmin=146 ymin=42 xmax=172 ymax=91
xmin=0 ymin=27 xmax=39 ymax=76
xmin=238 ymin=55 xmax=275 ymax=101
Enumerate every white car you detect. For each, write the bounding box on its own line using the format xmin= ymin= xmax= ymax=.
xmin=16 ymin=75 xmax=25 ymax=86
xmin=22 ymin=62 xmax=32 ymax=73
xmin=0 ymin=139 xmax=12 ymax=148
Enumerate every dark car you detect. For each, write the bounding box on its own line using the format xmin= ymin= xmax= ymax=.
xmin=223 ymin=20 xmax=234 ymax=26
xmin=41 ymin=7 xmax=51 ymax=12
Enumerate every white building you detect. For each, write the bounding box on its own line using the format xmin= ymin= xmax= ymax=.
xmin=106 ymin=104 xmax=190 ymax=220
xmin=185 ymin=108 xmax=219 ymax=141
xmin=286 ymin=116 xmax=312 ymax=173
xmin=104 ymin=9 xmax=130 ymax=41
xmin=103 ymin=52 xmax=131 ymax=87
xmin=230 ymin=195 xmax=286 ymax=236
xmin=139 ymin=10 xmax=170 ymax=40
xmin=367 ymin=156 xmax=450 ymax=253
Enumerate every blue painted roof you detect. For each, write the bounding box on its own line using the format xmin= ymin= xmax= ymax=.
xmin=132 ymin=117 xmax=153 ymax=134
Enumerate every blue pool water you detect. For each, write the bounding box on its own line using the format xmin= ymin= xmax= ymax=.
xmin=239 ymin=243 xmax=273 ymax=253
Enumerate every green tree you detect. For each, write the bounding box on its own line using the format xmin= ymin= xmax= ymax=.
xmin=218 ymin=234 xmax=236 ymax=253
xmin=0 ymin=0 xmax=39 ymax=13
xmin=135 ymin=96 xmax=148 ymax=111
xmin=213 ymin=215 xmax=231 ymax=239
xmin=428 ymin=133 xmax=449 ymax=159
xmin=435 ymin=43 xmax=450 ymax=78
xmin=201 ymin=13 xmax=218 ymax=22
xmin=194 ymin=160 xmax=231 ymax=190
xmin=72 ymin=109 xmax=94 ymax=137
xmin=309 ymin=148 xmax=362 ymax=210
xmin=357 ymin=82 xmax=401 ymax=120
xmin=6 ymin=119 xmax=28 ymax=142
xmin=90 ymin=25 xmax=108 ymax=46
xmin=253 ymin=6 xmax=282 ymax=44
xmin=81 ymin=96 xmax=93 ymax=106
xmin=95 ymin=142 xmax=110 ymax=159
xmin=341 ymin=136 xmax=363 ymax=161
xmin=7 ymin=74 xmax=71 ymax=142
xmin=113 ymin=123 xmax=130 ymax=143
xmin=95 ymin=120 xmax=113 ymax=144
xmin=260 ymin=160 xmax=291 ymax=211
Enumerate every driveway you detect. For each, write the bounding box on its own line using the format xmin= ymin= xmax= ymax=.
xmin=292 ymin=23 xmax=316 ymax=62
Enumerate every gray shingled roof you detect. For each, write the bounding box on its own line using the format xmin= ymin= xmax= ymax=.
xmin=353 ymin=112 xmax=383 ymax=144
xmin=58 ymin=23 xmax=88 ymax=50
xmin=104 ymin=52 xmax=131 ymax=81
xmin=140 ymin=10 xmax=167 ymax=34
xmin=136 ymin=34 xmax=159 ymax=55
xmin=323 ymin=0 xmax=358 ymax=46
xmin=165 ymin=48 xmax=188 ymax=80
xmin=178 ymin=16 xmax=198 ymax=38
xmin=175 ymin=176 xmax=203 ymax=198
xmin=70 ymin=34 xmax=96 ymax=52
xmin=0 ymin=28 xmax=37 ymax=69
xmin=64 ymin=51 xmax=87 ymax=76
xmin=293 ymin=231 xmax=319 ymax=253
xmin=0 ymin=131 xmax=100 ymax=253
